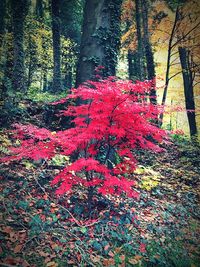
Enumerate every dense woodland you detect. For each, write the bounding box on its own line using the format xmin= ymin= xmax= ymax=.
xmin=0 ymin=0 xmax=200 ymax=266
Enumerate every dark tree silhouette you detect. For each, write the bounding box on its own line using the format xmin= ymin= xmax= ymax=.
xmin=11 ymin=0 xmax=29 ymax=93
xmin=76 ymin=0 xmax=122 ymax=87
xmin=51 ymin=0 xmax=62 ymax=93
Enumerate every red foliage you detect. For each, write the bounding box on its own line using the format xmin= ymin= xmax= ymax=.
xmin=2 ymin=78 xmax=167 ymax=200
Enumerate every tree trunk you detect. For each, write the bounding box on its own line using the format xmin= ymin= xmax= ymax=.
xmin=141 ymin=0 xmax=157 ymax=106
xmin=135 ymin=0 xmax=145 ymax=80
xmin=76 ymin=0 xmax=122 ymax=87
xmin=11 ymin=0 xmax=29 ymax=94
xmin=43 ymin=71 xmax=48 ymax=92
xmin=178 ymin=47 xmax=197 ymax=138
xmin=51 ymin=0 xmax=62 ymax=93
xmin=159 ymin=7 xmax=180 ymax=127
xmin=0 ymin=0 xmax=6 ymax=47
xmin=128 ymin=50 xmax=140 ymax=81
xmin=36 ymin=0 xmax=44 ymax=20
xmin=64 ymin=69 xmax=73 ymax=90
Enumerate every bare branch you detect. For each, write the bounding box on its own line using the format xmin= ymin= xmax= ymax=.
xmin=171 ymin=21 xmax=200 ymax=48
xmin=168 ymin=70 xmax=183 ymax=81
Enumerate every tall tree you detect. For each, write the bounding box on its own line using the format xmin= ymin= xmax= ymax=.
xmin=0 ymin=0 xmax=6 ymax=47
xmin=135 ymin=0 xmax=145 ymax=80
xmin=60 ymin=0 xmax=83 ymax=43
xmin=51 ymin=0 xmax=62 ymax=93
xmin=159 ymin=0 xmax=200 ymax=128
xmin=159 ymin=6 xmax=180 ymax=126
xmin=36 ymin=0 xmax=44 ymax=20
xmin=179 ymin=47 xmax=197 ymax=138
xmin=11 ymin=0 xmax=29 ymax=94
xmin=60 ymin=0 xmax=83 ymax=89
xmin=76 ymin=0 xmax=122 ymax=87
xmin=141 ymin=0 xmax=157 ymax=106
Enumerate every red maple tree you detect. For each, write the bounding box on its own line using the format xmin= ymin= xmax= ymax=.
xmin=2 ymin=77 xmax=167 ymax=204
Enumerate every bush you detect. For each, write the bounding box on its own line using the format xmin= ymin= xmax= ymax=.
xmin=1 ymin=78 xmax=167 ymax=207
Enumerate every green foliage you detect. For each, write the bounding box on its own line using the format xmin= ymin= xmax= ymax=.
xmin=0 ymin=131 xmax=11 ymax=154
xmin=50 ymin=154 xmax=69 ymax=167
xmin=135 ymin=166 xmax=161 ymax=191
xmin=144 ymin=239 xmax=199 ymax=267
xmin=27 ymin=88 xmax=67 ymax=103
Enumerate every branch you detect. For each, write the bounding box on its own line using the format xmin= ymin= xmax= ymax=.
xmin=170 ymin=50 xmax=179 ymax=57
xmin=194 ymin=81 xmax=200 ymax=87
xmin=171 ymin=21 xmax=200 ymax=48
xmin=170 ymin=56 xmax=180 ymax=65
xmin=168 ymin=70 xmax=183 ymax=81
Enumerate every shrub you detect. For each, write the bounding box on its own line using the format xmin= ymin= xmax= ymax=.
xmin=2 ymin=78 xmax=167 ymax=206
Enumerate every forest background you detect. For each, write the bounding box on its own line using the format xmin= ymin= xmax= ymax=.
xmin=0 ymin=0 xmax=200 ymax=138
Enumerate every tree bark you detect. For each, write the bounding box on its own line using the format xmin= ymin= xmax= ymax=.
xmin=36 ymin=0 xmax=44 ymax=20
xmin=128 ymin=50 xmax=139 ymax=81
xmin=51 ymin=0 xmax=62 ymax=93
xmin=178 ymin=47 xmax=197 ymax=138
xmin=76 ymin=0 xmax=122 ymax=87
xmin=43 ymin=72 xmax=48 ymax=92
xmin=0 ymin=0 xmax=6 ymax=47
xmin=11 ymin=0 xmax=29 ymax=94
xmin=141 ymin=0 xmax=157 ymax=106
xmin=135 ymin=0 xmax=145 ymax=80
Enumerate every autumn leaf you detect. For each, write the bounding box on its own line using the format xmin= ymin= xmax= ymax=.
xmin=134 ymin=255 xmax=143 ymax=261
xmin=139 ymin=243 xmax=146 ymax=253
xmin=128 ymin=258 xmax=139 ymax=265
xmin=13 ymin=244 xmax=23 ymax=253
xmin=103 ymin=258 xmax=115 ymax=266
xmin=38 ymin=251 xmax=49 ymax=257
xmin=108 ymin=250 xmax=115 ymax=257
xmin=46 ymin=261 xmax=58 ymax=267
xmin=90 ymin=255 xmax=101 ymax=263
xmin=104 ymin=244 xmax=110 ymax=251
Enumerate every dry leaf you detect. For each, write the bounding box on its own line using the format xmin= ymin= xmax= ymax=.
xmin=108 ymin=251 xmax=115 ymax=257
xmin=134 ymin=255 xmax=143 ymax=261
xmin=38 ymin=251 xmax=49 ymax=257
xmin=21 ymin=259 xmax=30 ymax=267
xmin=104 ymin=244 xmax=110 ymax=251
xmin=103 ymin=258 xmax=115 ymax=266
xmin=46 ymin=261 xmax=58 ymax=267
xmin=120 ymin=255 xmax=126 ymax=261
xmin=90 ymin=255 xmax=101 ymax=263
xmin=128 ymin=258 xmax=138 ymax=265
xmin=44 ymin=257 xmax=52 ymax=263
xmin=115 ymin=247 xmax=121 ymax=253
xmin=13 ymin=244 xmax=23 ymax=253
xmin=2 ymin=226 xmax=12 ymax=234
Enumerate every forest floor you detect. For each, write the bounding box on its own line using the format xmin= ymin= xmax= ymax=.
xmin=0 ymin=101 xmax=200 ymax=267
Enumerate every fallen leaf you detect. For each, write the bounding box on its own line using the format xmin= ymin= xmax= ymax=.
xmin=13 ymin=244 xmax=23 ymax=253
xmin=128 ymin=258 xmax=138 ymax=265
xmin=139 ymin=243 xmax=146 ymax=253
xmin=46 ymin=261 xmax=58 ymax=267
xmin=108 ymin=251 xmax=115 ymax=257
xmin=90 ymin=255 xmax=101 ymax=263
xmin=120 ymin=255 xmax=125 ymax=261
xmin=134 ymin=255 xmax=142 ymax=261
xmin=104 ymin=244 xmax=110 ymax=251
xmin=21 ymin=259 xmax=30 ymax=267
xmin=38 ymin=251 xmax=49 ymax=257
xmin=2 ymin=226 xmax=12 ymax=234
